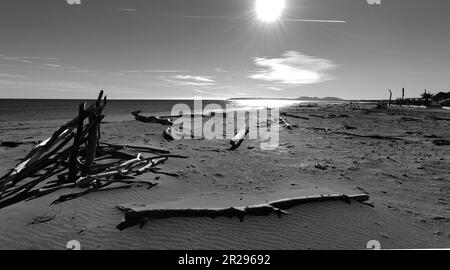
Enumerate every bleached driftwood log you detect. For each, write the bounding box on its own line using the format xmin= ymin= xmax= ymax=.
xmin=279 ymin=116 xmax=292 ymax=129
xmin=229 ymin=127 xmax=249 ymax=150
xmin=116 ymin=193 xmax=371 ymax=230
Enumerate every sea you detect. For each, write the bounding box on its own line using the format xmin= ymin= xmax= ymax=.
xmin=0 ymin=99 xmax=325 ymax=124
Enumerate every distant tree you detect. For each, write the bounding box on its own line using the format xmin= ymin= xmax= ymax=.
xmin=421 ymin=90 xmax=433 ymax=105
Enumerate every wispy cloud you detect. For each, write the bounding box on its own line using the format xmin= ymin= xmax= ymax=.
xmin=0 ymin=55 xmax=59 ymax=63
xmin=0 ymin=73 xmax=28 ymax=79
xmin=0 ymin=54 xmax=63 ymax=70
xmin=113 ymin=69 xmax=190 ymax=77
xmin=267 ymin=86 xmax=284 ymax=92
xmin=144 ymin=69 xmax=189 ymax=73
xmin=214 ymin=68 xmax=229 ymax=73
xmin=193 ymin=88 xmax=208 ymax=94
xmin=118 ymin=8 xmax=137 ymax=12
xmin=45 ymin=64 xmax=62 ymax=68
xmin=173 ymin=75 xmax=215 ymax=82
xmin=248 ymin=51 xmax=337 ymax=85
xmin=164 ymin=75 xmax=216 ymax=86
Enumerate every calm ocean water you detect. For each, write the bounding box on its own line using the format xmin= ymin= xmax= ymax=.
xmin=0 ymin=99 xmax=325 ymax=124
xmin=0 ymin=99 xmax=229 ymax=124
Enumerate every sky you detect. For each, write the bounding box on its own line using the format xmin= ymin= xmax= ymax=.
xmin=0 ymin=0 xmax=449 ymax=99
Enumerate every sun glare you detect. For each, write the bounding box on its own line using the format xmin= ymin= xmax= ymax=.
xmin=255 ymin=0 xmax=286 ymax=22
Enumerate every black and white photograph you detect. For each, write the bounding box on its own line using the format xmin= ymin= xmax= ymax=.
xmin=0 ymin=0 xmax=449 ymax=252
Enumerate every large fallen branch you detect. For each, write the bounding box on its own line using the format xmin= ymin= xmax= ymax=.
xmin=116 ymin=193 xmax=371 ymax=230
xmin=117 ymin=204 xmax=287 ymax=230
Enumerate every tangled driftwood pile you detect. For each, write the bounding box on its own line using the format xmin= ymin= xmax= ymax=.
xmin=0 ymin=91 xmax=185 ymax=209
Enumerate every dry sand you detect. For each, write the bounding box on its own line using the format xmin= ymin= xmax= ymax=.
xmin=0 ymin=103 xmax=449 ymax=249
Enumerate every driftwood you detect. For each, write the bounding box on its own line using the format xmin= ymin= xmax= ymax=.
xmin=400 ymin=117 xmax=420 ymax=122
xmin=229 ymin=127 xmax=249 ymax=150
xmin=163 ymin=127 xmax=175 ymax=141
xmin=158 ymin=111 xmax=221 ymax=119
xmin=433 ymin=139 xmax=450 ymax=146
xmin=0 ymin=141 xmax=36 ymax=148
xmin=305 ymin=127 xmax=404 ymax=141
xmin=132 ymin=111 xmax=173 ymax=126
xmin=0 ymin=91 xmax=183 ymax=209
xmin=331 ymin=131 xmax=404 ymax=141
xmin=281 ymin=112 xmax=310 ymax=120
xmin=0 ymin=91 xmax=107 ymax=208
xmin=432 ymin=116 xmax=450 ymax=121
xmin=51 ymin=155 xmax=169 ymax=204
xmin=100 ymin=142 xmax=170 ymax=155
xmin=163 ymin=126 xmax=198 ymax=141
xmin=279 ymin=116 xmax=292 ymax=129
xmin=30 ymin=214 xmax=57 ymax=225
xmin=116 ymin=193 xmax=371 ymax=230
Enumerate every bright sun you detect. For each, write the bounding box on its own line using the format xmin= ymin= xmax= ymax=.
xmin=255 ymin=0 xmax=286 ymax=22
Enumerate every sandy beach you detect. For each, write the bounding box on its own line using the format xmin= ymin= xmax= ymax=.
xmin=0 ymin=101 xmax=448 ymax=250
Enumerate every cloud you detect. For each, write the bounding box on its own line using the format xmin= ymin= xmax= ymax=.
xmin=267 ymin=87 xmax=284 ymax=92
xmin=114 ymin=70 xmax=190 ymax=76
xmin=141 ymin=70 xmax=190 ymax=73
xmin=214 ymin=68 xmax=229 ymax=73
xmin=193 ymin=89 xmax=208 ymax=94
xmin=164 ymin=75 xmax=216 ymax=86
xmin=0 ymin=55 xmax=59 ymax=63
xmin=66 ymin=0 xmax=81 ymax=5
xmin=0 ymin=73 xmax=28 ymax=79
xmin=118 ymin=8 xmax=137 ymax=12
xmin=46 ymin=64 xmax=62 ymax=68
xmin=248 ymin=51 xmax=337 ymax=85
xmin=173 ymin=75 xmax=215 ymax=82
xmin=0 ymin=54 xmax=63 ymax=70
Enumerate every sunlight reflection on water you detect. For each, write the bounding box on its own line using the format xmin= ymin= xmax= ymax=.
xmin=230 ymin=99 xmax=307 ymax=110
